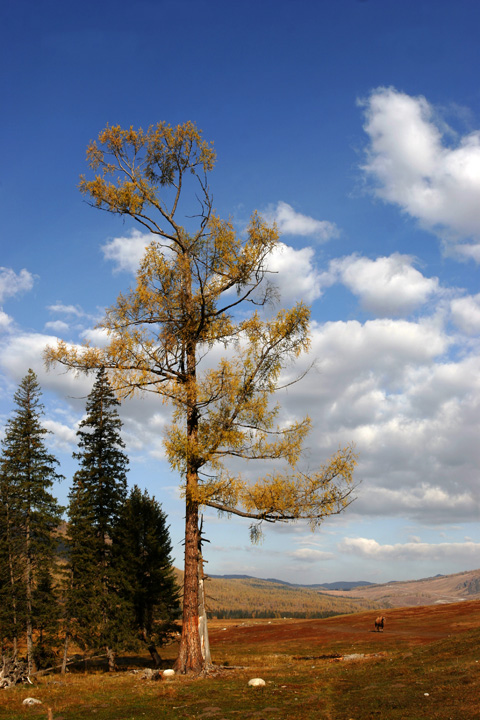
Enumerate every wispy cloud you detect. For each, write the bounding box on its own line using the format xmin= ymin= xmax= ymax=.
xmin=264 ymin=201 xmax=339 ymax=242
xmin=0 ymin=267 xmax=35 ymax=303
xmin=47 ymin=303 xmax=86 ymax=318
xmin=288 ymin=548 xmax=334 ymax=562
xmin=44 ymin=320 xmax=70 ymax=333
xmin=339 ymin=537 xmax=480 ymax=562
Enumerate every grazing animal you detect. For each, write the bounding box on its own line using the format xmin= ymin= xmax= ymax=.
xmin=374 ymin=616 xmax=385 ymax=632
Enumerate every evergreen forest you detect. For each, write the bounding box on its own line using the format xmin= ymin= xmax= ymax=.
xmin=0 ymin=369 xmax=181 ymax=677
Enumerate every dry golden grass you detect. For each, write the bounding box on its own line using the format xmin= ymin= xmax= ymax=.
xmin=2 ymin=601 xmax=479 ymax=719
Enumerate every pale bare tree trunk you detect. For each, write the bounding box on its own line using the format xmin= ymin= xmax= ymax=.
xmin=61 ymin=631 xmax=70 ymax=675
xmin=106 ymin=646 xmax=117 ymax=672
xmin=198 ymin=553 xmax=211 ymax=665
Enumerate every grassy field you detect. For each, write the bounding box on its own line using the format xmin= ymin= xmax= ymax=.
xmin=1 ymin=600 xmax=479 ymax=719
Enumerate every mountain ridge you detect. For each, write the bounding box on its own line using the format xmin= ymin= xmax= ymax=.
xmin=210 ymin=574 xmax=375 ymax=591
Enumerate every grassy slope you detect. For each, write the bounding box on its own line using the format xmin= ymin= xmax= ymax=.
xmin=2 ymin=600 xmax=480 ymax=719
xmin=174 ymin=569 xmax=383 ymax=617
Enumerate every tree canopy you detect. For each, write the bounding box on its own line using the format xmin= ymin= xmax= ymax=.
xmin=45 ymin=121 xmax=357 ymax=673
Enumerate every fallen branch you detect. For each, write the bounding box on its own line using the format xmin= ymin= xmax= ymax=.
xmin=30 ymin=653 xmax=109 ymax=678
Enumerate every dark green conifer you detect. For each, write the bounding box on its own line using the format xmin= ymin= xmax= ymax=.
xmin=119 ymin=486 xmax=181 ymax=665
xmin=0 ymin=370 xmax=63 ymax=674
xmin=66 ymin=367 xmax=130 ymax=670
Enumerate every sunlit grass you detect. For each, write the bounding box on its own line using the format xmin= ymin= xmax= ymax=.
xmin=2 ymin=604 xmax=480 ymax=719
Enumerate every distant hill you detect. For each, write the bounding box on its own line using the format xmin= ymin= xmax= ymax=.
xmin=174 ymin=567 xmax=480 ymax=616
xmin=211 ymin=574 xmax=374 ymax=592
xmin=309 ymin=568 xmax=480 ymax=608
xmin=174 ymin=570 xmax=382 ymax=619
xmin=316 ymin=580 xmax=374 ymax=591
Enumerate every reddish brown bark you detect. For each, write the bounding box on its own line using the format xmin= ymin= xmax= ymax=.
xmin=174 ymin=326 xmax=204 ymax=674
xmin=174 ymin=495 xmax=203 ymax=673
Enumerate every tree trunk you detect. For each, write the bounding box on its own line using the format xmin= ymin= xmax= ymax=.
xmin=174 ymin=495 xmax=203 ymax=673
xmin=25 ymin=515 xmax=36 ymax=676
xmin=173 ymin=264 xmax=204 ymax=674
xmin=8 ymin=548 xmax=18 ymax=661
xmin=61 ymin=631 xmax=70 ymax=675
xmin=139 ymin=628 xmax=162 ymax=668
xmin=5 ymin=500 xmax=18 ymax=660
xmin=106 ymin=646 xmax=117 ymax=672
xmin=147 ymin=644 xmax=162 ymax=668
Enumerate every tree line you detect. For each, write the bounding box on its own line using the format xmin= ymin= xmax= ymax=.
xmin=213 ymin=609 xmax=343 ymax=620
xmin=0 ymin=368 xmax=180 ymax=675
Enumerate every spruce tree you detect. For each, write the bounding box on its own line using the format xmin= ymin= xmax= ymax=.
xmin=0 ymin=370 xmax=63 ymax=674
xmin=66 ymin=367 xmax=130 ymax=670
xmin=119 ymin=486 xmax=181 ymax=666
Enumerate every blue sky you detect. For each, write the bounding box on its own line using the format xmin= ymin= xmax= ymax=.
xmin=1 ymin=0 xmax=480 ymax=585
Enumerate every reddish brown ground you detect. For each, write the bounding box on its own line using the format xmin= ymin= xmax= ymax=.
xmin=208 ymin=599 xmax=480 ymax=655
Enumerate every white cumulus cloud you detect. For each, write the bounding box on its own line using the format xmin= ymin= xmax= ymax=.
xmin=323 ymin=253 xmax=440 ymax=316
xmin=267 ymin=242 xmax=322 ymax=303
xmin=102 ymin=229 xmax=151 ymax=273
xmin=361 ymin=87 xmax=480 ymax=256
xmin=450 ymin=294 xmax=480 ymax=335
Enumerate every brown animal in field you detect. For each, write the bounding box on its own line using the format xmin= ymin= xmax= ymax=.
xmin=374 ymin=616 xmax=385 ymax=632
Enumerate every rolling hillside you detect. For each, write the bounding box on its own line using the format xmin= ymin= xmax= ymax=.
xmin=317 ymin=567 xmax=480 ymax=607
xmin=174 ymin=570 xmax=383 ymax=617
xmin=174 ymin=567 xmax=480 ymax=616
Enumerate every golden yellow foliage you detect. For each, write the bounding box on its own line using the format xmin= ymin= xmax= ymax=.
xmin=45 ymin=120 xmax=356 ymax=671
xmin=45 ymin=120 xmax=357 ymax=535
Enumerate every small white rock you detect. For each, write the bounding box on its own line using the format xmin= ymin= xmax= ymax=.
xmin=248 ymin=678 xmax=266 ymax=687
xmin=162 ymin=669 xmax=175 ymax=678
xmin=23 ymin=698 xmax=42 ymax=706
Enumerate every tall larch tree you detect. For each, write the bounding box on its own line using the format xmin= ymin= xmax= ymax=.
xmin=45 ymin=122 xmax=357 ymax=674
xmin=66 ymin=367 xmax=129 ymax=671
xmin=0 ymin=370 xmax=63 ymax=675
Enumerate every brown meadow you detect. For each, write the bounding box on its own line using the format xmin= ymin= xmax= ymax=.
xmin=1 ymin=600 xmax=479 ymax=719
